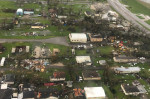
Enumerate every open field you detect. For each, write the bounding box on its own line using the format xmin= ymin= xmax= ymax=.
xmin=137 ymin=0 xmax=150 ymax=9
xmin=120 ymin=0 xmax=150 ymax=16
xmin=146 ymin=20 xmax=150 ymax=24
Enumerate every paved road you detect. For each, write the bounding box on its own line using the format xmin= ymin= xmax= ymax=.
xmin=108 ymin=0 xmax=150 ymax=34
xmin=0 ymin=37 xmax=69 ymax=46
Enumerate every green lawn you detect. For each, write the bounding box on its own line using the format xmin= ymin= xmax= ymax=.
xmin=120 ymin=0 xmax=150 ymax=16
xmin=0 ymin=1 xmax=17 ymax=18
xmin=76 ymin=50 xmax=87 ymax=56
xmin=98 ymin=46 xmax=114 ymax=55
xmin=102 ymin=84 xmax=114 ymax=99
xmin=136 ymin=15 xmax=145 ymax=19
xmin=146 ymin=20 xmax=150 ymax=25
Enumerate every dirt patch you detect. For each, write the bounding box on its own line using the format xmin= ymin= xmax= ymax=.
xmin=51 ymin=62 xmax=64 ymax=66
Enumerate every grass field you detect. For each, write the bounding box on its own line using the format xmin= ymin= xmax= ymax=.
xmin=146 ymin=20 xmax=150 ymax=25
xmin=120 ymin=0 xmax=150 ymax=16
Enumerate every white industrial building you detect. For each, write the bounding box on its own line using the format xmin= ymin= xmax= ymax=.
xmin=69 ymin=33 xmax=87 ymax=43
xmin=76 ymin=56 xmax=91 ymax=65
xmin=84 ymin=87 xmax=106 ymax=99
xmin=114 ymin=67 xmax=141 ymax=74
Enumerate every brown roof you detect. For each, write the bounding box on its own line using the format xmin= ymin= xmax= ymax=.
xmin=82 ymin=71 xmax=100 ymax=78
xmin=53 ymin=72 xmax=65 ymax=78
xmin=73 ymin=88 xmax=84 ymax=97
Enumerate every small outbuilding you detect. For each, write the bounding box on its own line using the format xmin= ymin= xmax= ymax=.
xmin=16 ymin=8 xmax=23 ymax=16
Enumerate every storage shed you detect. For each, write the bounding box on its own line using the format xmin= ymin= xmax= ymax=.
xmin=16 ymin=8 xmax=23 ymax=16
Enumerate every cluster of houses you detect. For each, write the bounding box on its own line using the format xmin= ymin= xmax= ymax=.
xmin=68 ymin=31 xmax=149 ymax=97
xmin=0 ymin=74 xmax=59 ymax=99
xmin=85 ymin=3 xmax=131 ymax=31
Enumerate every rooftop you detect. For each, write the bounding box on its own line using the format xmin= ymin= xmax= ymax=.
xmin=82 ymin=71 xmax=100 ymax=78
xmin=0 ymin=89 xmax=13 ymax=99
xmin=121 ymin=84 xmax=140 ymax=93
xmin=23 ymin=91 xmax=35 ymax=98
xmin=53 ymin=72 xmax=65 ymax=78
xmin=73 ymin=88 xmax=84 ymax=97
xmin=70 ymin=33 xmax=87 ymax=39
xmin=84 ymin=87 xmax=106 ymax=98
xmin=114 ymin=67 xmax=141 ymax=72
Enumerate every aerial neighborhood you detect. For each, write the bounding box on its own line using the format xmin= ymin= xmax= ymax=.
xmin=0 ymin=0 xmax=150 ymax=99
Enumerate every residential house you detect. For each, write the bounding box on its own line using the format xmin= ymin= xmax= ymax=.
xmin=0 ymin=44 xmax=5 ymax=53
xmin=1 ymin=74 xmax=15 ymax=85
xmin=84 ymin=87 xmax=106 ymax=99
xmin=76 ymin=56 xmax=92 ymax=66
xmin=23 ymin=91 xmax=35 ymax=99
xmin=0 ymin=57 xmax=6 ymax=67
xmin=108 ymin=36 xmax=116 ymax=43
xmin=88 ymin=33 xmax=103 ymax=42
xmin=1 ymin=84 xmax=8 ymax=89
xmin=102 ymin=10 xmax=118 ymax=22
xmin=82 ymin=71 xmax=101 ymax=80
xmin=11 ymin=92 xmax=18 ymax=99
xmin=73 ymin=88 xmax=84 ymax=97
xmin=84 ymin=11 xmax=94 ymax=17
xmin=53 ymin=48 xmax=60 ymax=56
xmin=50 ymin=72 xmax=66 ymax=82
xmin=48 ymin=9 xmax=57 ymax=18
xmin=114 ymin=67 xmax=141 ymax=74
xmin=69 ymin=33 xmax=87 ymax=43
xmin=32 ymin=46 xmax=51 ymax=58
xmin=57 ymin=16 xmax=67 ymax=19
xmin=113 ymin=55 xmax=138 ymax=63
xmin=19 ymin=83 xmax=33 ymax=91
xmin=11 ymin=46 xmax=30 ymax=54
xmin=37 ymin=89 xmax=58 ymax=99
xmin=0 ymin=89 xmax=13 ymax=99
xmin=121 ymin=83 xmax=146 ymax=96
xmin=99 ymin=60 xmax=107 ymax=65
xmin=24 ymin=9 xmax=34 ymax=15
xmin=122 ymin=20 xmax=131 ymax=31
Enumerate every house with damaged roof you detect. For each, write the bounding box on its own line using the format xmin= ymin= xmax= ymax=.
xmin=113 ymin=55 xmax=138 ymax=63
xmin=50 ymin=72 xmax=66 ymax=82
xmin=82 ymin=71 xmax=101 ymax=81
xmin=121 ymin=83 xmax=147 ymax=96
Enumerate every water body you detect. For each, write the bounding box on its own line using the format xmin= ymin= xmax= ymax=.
xmin=140 ymin=0 xmax=150 ymax=4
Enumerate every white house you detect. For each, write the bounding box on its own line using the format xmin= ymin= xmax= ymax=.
xmin=84 ymin=87 xmax=106 ymax=99
xmin=1 ymin=84 xmax=8 ymax=89
xmin=0 ymin=57 xmax=5 ymax=66
xmin=76 ymin=56 xmax=91 ymax=65
xmin=114 ymin=67 xmax=141 ymax=74
xmin=69 ymin=33 xmax=87 ymax=43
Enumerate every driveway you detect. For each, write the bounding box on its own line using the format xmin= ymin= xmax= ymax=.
xmin=107 ymin=0 xmax=150 ymax=34
xmin=0 ymin=37 xmax=69 ymax=46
